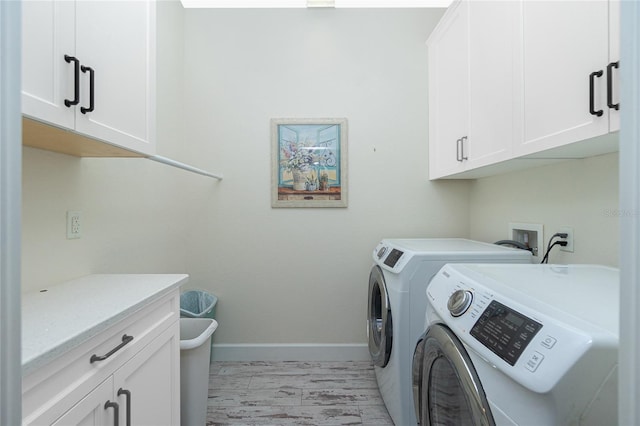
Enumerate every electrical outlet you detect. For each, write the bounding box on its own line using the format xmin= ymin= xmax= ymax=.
xmin=558 ymin=226 xmax=574 ymax=252
xmin=508 ymin=222 xmax=543 ymax=259
xmin=67 ymin=210 xmax=82 ymax=239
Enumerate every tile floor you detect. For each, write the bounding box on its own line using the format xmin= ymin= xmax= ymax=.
xmin=207 ymin=361 xmax=395 ymax=426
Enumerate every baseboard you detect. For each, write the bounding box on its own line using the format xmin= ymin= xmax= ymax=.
xmin=210 ymin=343 xmax=370 ymax=362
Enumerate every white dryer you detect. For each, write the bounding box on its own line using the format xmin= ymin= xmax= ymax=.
xmin=367 ymin=239 xmax=532 ymax=426
xmin=413 ymin=263 xmax=619 ymax=425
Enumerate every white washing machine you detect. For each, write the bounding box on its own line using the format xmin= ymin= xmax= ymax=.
xmin=412 ymin=263 xmax=619 ymax=425
xmin=367 ymin=239 xmax=532 ymax=426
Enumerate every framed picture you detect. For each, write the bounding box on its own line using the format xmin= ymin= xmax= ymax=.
xmin=271 ymin=118 xmax=348 ymax=208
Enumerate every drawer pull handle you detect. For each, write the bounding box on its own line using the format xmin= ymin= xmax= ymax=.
xmin=117 ymin=388 xmax=132 ymax=426
xmin=104 ymin=400 xmax=120 ymax=426
xmin=90 ymin=334 xmax=134 ymax=363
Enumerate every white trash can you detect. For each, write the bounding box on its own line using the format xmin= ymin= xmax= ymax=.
xmin=180 ymin=318 xmax=218 ymax=426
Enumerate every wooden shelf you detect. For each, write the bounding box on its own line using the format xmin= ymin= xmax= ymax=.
xmin=22 ymin=117 xmax=223 ymax=180
xmin=22 ymin=117 xmax=145 ymax=158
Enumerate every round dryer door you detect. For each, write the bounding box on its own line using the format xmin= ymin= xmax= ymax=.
xmin=415 ymin=324 xmax=495 ymax=426
xmin=367 ymin=265 xmax=392 ymax=367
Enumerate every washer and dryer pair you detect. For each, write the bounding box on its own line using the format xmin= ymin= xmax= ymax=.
xmin=412 ymin=263 xmax=620 ymax=425
xmin=367 ymin=239 xmax=532 ymax=426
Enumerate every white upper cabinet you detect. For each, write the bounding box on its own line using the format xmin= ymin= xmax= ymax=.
xmin=22 ymin=1 xmax=75 ymax=130
xmin=466 ymin=1 xmax=518 ymax=168
xmin=428 ymin=1 xmax=517 ymax=179
xmin=428 ymin=0 xmax=621 ymax=179
xmin=428 ymin=0 xmax=468 ymax=178
xmin=22 ymin=0 xmax=156 ymax=156
xmin=515 ymin=0 xmax=619 ymax=156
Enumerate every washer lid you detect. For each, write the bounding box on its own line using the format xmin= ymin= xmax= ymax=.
xmin=372 ymin=238 xmax=532 ymax=273
xmin=456 ymin=263 xmax=619 ymax=335
xmin=383 ymin=238 xmax=531 ymax=254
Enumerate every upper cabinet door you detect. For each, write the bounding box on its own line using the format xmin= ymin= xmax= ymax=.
xmin=21 ymin=0 xmax=75 ymax=129
xmin=427 ymin=0 xmax=469 ymax=179
xmin=466 ymin=0 xmax=518 ymax=169
xmin=517 ymin=0 xmax=610 ymax=156
xmin=21 ymin=0 xmax=156 ymax=156
xmin=428 ymin=0 xmax=517 ymax=179
xmin=74 ymin=1 xmax=156 ymax=154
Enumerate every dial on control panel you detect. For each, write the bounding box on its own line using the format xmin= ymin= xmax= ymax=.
xmin=447 ymin=289 xmax=473 ymax=317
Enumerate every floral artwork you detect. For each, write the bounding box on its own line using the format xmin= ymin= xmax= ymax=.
xmin=271 ymin=118 xmax=347 ymax=208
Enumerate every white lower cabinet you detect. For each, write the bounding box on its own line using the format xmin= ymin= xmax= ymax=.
xmin=51 ymin=378 xmax=113 ymax=426
xmin=22 ymin=290 xmax=180 ymax=426
xmin=113 ymin=324 xmax=180 ymax=426
xmin=51 ymin=324 xmax=179 ymax=426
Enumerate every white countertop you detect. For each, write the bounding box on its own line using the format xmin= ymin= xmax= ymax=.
xmin=22 ymin=274 xmax=188 ymax=376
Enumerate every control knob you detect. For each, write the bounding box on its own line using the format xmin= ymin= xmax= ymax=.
xmin=447 ymin=289 xmax=473 ymax=317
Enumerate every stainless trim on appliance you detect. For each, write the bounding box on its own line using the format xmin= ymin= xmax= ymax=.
xmin=412 ymin=332 xmax=427 ymax=424
xmin=412 ymin=324 xmax=495 ymax=426
xmin=367 ymin=266 xmax=392 ymax=367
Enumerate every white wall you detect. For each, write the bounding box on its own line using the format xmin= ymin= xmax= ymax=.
xmin=179 ymin=8 xmax=471 ymax=346
xmin=468 ymin=152 xmax=619 ymax=266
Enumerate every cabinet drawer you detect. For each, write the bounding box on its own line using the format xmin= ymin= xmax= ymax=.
xmin=23 ymin=290 xmax=179 ymax=425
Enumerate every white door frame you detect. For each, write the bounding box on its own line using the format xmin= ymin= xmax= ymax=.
xmin=0 ymin=1 xmax=23 ymax=425
xmin=619 ymin=0 xmax=640 ymax=423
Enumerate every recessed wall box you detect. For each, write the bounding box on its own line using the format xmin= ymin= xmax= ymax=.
xmin=508 ymin=222 xmax=543 ymax=261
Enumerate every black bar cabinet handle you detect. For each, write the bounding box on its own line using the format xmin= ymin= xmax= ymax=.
xmin=607 ymin=61 xmax=620 ymax=110
xmin=461 ymin=136 xmax=468 ymax=160
xmin=90 ymin=335 xmax=133 ymax=363
xmin=80 ymin=65 xmax=95 ymax=114
xmin=456 ymin=138 xmax=462 ymax=162
xmin=105 ymin=400 xmax=120 ymax=426
xmin=589 ymin=70 xmax=604 ymax=117
xmin=63 ymin=55 xmax=80 ymax=107
xmin=117 ymin=388 xmax=132 ymax=426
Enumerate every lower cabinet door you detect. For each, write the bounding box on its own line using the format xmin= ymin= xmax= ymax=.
xmin=113 ymin=322 xmax=180 ymax=426
xmin=51 ymin=378 xmax=114 ymax=426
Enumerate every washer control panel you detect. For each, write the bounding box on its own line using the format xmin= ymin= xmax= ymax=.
xmin=470 ymin=300 xmax=542 ymax=366
xmin=373 ymin=241 xmax=410 ymax=272
xmin=426 ymin=264 xmax=594 ymax=394
xmin=383 ymin=249 xmax=404 ymax=268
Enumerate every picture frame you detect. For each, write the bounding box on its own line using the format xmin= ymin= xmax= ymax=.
xmin=271 ymin=118 xmax=348 ymax=208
